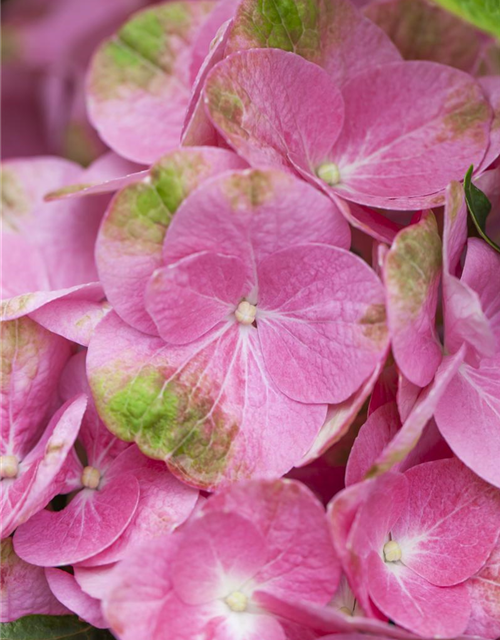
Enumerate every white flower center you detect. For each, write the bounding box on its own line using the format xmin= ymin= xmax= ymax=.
xmin=0 ymin=455 xmax=19 ymax=479
xmin=316 ymin=162 xmax=341 ymax=186
xmin=225 ymin=591 xmax=248 ymax=612
xmin=81 ymin=466 xmax=101 ymax=489
xmin=383 ymin=539 xmax=402 ymax=563
xmin=235 ymin=301 xmax=257 ymax=325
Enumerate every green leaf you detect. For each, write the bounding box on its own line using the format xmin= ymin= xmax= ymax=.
xmin=0 ymin=615 xmax=114 ymax=640
xmin=430 ymin=0 xmax=500 ymax=39
xmin=464 ymin=166 xmax=500 ymax=253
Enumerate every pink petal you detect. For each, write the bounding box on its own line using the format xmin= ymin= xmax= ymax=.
xmin=96 ymin=147 xmax=247 ymax=335
xmin=466 ymin=539 xmax=500 ymax=639
xmin=86 ymin=2 xmax=215 ymax=163
xmin=257 ymin=244 xmax=388 ymax=404
xmin=1 ymin=317 xmax=71 ymax=459
xmin=366 ymin=348 xmax=465 ymax=477
xmin=146 ymin=252 xmax=250 ymax=344
xmin=299 ymin=356 xmax=387 ymax=465
xmin=163 ymin=169 xmax=350 ymax=266
xmin=435 ymin=355 xmax=500 ymax=488
xmin=171 ymin=511 xmax=267 ymax=605
xmin=203 ymin=479 xmax=340 ymax=605
xmin=88 ymin=312 xmax=326 ymax=489
xmin=392 ymin=458 xmax=500 ymax=586
xmin=213 ymin=613 xmax=287 ymax=640
xmin=13 ymin=472 xmax=140 ymax=566
xmin=0 ymin=539 xmax=70 ymax=622
xmin=366 ymin=551 xmax=470 ymax=638
xmin=477 ymin=76 xmax=500 ymax=172
xmin=443 ymin=181 xmax=468 ymax=277
xmin=383 ymin=212 xmax=442 ymax=386
xmin=205 ymin=49 xmax=345 ymax=172
xmin=77 ymin=445 xmax=198 ymax=566
xmin=45 ymin=568 xmax=107 ymax=629
xmin=328 ymin=61 xmax=490 ymax=208
xmin=1 ymin=394 xmax=86 ymax=539
xmin=225 ymin=0 xmax=401 ymax=87
xmin=74 ymin=564 xmax=119 ymax=601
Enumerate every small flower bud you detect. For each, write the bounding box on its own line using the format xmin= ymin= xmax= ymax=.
xmin=225 ymin=591 xmax=248 ymax=612
xmin=0 ymin=455 xmax=19 ymax=479
xmin=383 ymin=539 xmax=402 ymax=563
xmin=81 ymin=466 xmax=101 ymax=489
xmin=316 ymin=162 xmax=341 ymax=186
xmin=235 ymin=300 xmax=257 ymax=325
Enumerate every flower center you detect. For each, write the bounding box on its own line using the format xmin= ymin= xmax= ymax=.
xmin=81 ymin=466 xmax=101 ymax=490
xmin=383 ymin=539 xmax=402 ymax=563
xmin=225 ymin=591 xmax=248 ymax=612
xmin=339 ymin=606 xmax=353 ymax=616
xmin=0 ymin=455 xmax=19 ymax=479
xmin=235 ymin=300 xmax=257 ymax=325
xmin=316 ymin=162 xmax=341 ymax=186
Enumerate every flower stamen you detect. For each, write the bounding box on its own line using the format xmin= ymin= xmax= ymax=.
xmin=235 ymin=300 xmax=257 ymax=326
xmin=383 ymin=539 xmax=402 ymax=563
xmin=0 ymin=455 xmax=19 ymax=479
xmin=81 ymin=466 xmax=101 ymax=489
xmin=225 ymin=591 xmax=248 ymax=612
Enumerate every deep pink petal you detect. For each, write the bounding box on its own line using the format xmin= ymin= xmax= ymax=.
xmin=14 ymin=473 xmax=140 ymax=566
xmin=366 ymin=551 xmax=470 ymax=638
xmin=45 ymin=568 xmax=107 ymax=628
xmin=146 ymin=252 xmax=250 ymax=344
xmin=257 ymin=244 xmax=388 ymax=404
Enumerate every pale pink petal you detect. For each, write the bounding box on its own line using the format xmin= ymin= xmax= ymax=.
xmin=366 ymin=551 xmax=470 ymax=638
xmin=257 ymin=244 xmax=388 ymax=404
xmin=163 ymin=169 xmax=350 ymax=266
xmin=78 ymin=445 xmax=198 ymax=566
xmin=366 ymin=347 xmax=465 ymax=477
xmin=435 ymin=355 xmax=500 ymax=488
xmin=13 ymin=473 xmax=140 ymax=566
xmin=96 ymin=147 xmax=247 ymax=335
xmin=1 ymin=395 xmax=87 ymax=539
xmin=146 ymin=252 xmax=250 ymax=344
xmin=203 ymin=479 xmax=340 ymax=605
xmin=74 ymin=564 xmax=119 ymax=601
xmin=213 ymin=613 xmax=287 ymax=640
xmin=383 ymin=212 xmax=442 ymax=386
xmin=86 ymin=2 xmax=215 ymax=163
xmin=45 ymin=568 xmax=107 ymax=629
xmin=0 ymin=538 xmax=69 ymax=622
xmin=88 ymin=312 xmax=326 ymax=489
xmin=466 ymin=539 xmax=500 ymax=639
xmin=225 ymin=0 xmax=401 ymax=87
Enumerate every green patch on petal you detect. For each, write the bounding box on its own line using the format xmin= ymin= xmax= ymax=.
xmin=1 ymin=293 xmax=36 ymax=321
xmin=63 ymin=122 xmax=103 ymax=167
xmin=464 ymin=166 xmax=500 ymax=253
xmin=89 ymin=2 xmax=214 ymax=100
xmin=359 ymin=304 xmax=388 ymax=346
xmin=430 ymin=0 xmax=500 ymax=40
xmin=45 ymin=183 xmax=94 ymax=201
xmin=222 ymin=170 xmax=275 ymax=209
xmin=1 ymin=167 xmax=31 ymax=232
xmin=227 ymin=0 xmax=320 ymax=56
xmin=1 ymin=318 xmax=48 ymax=390
xmin=385 ymin=212 xmax=442 ymax=316
xmin=93 ymin=361 xmax=239 ymax=489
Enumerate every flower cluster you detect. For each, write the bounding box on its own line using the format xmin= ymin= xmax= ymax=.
xmin=1 ymin=0 xmax=500 ymax=638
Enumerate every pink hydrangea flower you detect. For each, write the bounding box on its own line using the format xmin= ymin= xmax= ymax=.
xmin=0 ymin=539 xmax=70 ymax=622
xmin=88 ymin=166 xmax=389 ymax=488
xmin=13 ymin=352 xmax=198 ymax=566
xmin=103 ymin=479 xmax=340 ymax=640
xmin=1 ymin=317 xmax=85 ymax=539
xmin=328 ymin=458 xmax=500 ymax=637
